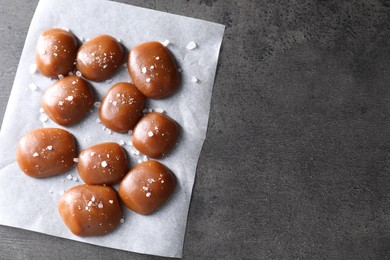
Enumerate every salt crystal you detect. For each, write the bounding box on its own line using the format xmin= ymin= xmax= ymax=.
xmin=53 ymin=53 xmax=58 ymax=56
xmin=143 ymin=155 xmax=148 ymax=162
xmin=68 ymin=71 xmax=74 ymax=76
xmin=65 ymin=96 xmax=73 ymax=101
xmin=161 ymin=180 xmax=165 ymax=183
xmin=75 ymin=71 xmax=82 ymax=77
xmin=116 ymin=38 xmax=121 ymax=43
xmin=103 ymin=64 xmax=108 ymax=69
xmin=72 ymin=81 xmax=76 ymax=85
xmin=162 ymin=39 xmax=170 ymax=46
xmin=29 ymin=64 xmax=37 ymax=74
xmin=119 ymin=140 xmax=125 ymax=146
xmin=29 ymin=83 xmax=38 ymax=91
xmin=73 ymin=158 xmax=79 ymax=162
xmin=142 ymin=186 xmax=148 ymax=191
xmin=146 ymin=78 xmax=151 ymax=83
xmin=72 ymin=177 xmax=78 ymax=182
xmin=98 ymin=202 xmax=104 ymax=208
xmin=90 ymin=152 xmax=95 ymax=156
xmin=39 ymin=107 xmax=44 ymax=113
xmin=146 ymin=192 xmax=151 ymax=197
xmin=96 ymin=118 xmax=101 ymax=123
xmin=58 ymin=74 xmax=64 ymax=79
xmin=87 ymin=201 xmax=92 ymax=206
xmin=39 ymin=114 xmax=48 ymax=123
xmin=109 ymin=200 xmax=114 ymax=204
xmin=186 ymin=41 xmax=197 ymax=50
xmin=46 ymin=145 xmax=53 ymax=150
xmin=39 ymin=49 xmax=46 ymax=55
xmin=105 ymin=128 xmax=112 ymax=135
xmin=154 ymin=108 xmax=164 ymax=113
xmin=155 ymin=56 xmax=160 ymax=60
xmin=148 ymin=131 xmax=154 ymax=137
xmin=101 ymin=161 xmax=108 ymax=167
xmin=58 ymin=101 xmax=64 ymax=106
xmin=33 ymin=152 xmax=39 ymax=157
xmin=66 ymin=174 xmax=73 ymax=180
xmin=112 ymin=101 xmax=117 ymax=106
xmin=150 ymin=65 xmax=155 ymax=70
xmin=91 ymin=196 xmax=96 ymax=202
xmin=137 ymin=159 xmax=143 ymax=164
xmin=120 ymin=218 xmax=125 ymax=223
xmin=191 ymin=76 xmax=199 ymax=83
xmin=141 ymin=67 xmax=147 ymax=73
xmin=94 ymin=102 xmax=101 ymax=108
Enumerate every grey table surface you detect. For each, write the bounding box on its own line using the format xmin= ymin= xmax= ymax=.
xmin=1 ymin=0 xmax=390 ymax=259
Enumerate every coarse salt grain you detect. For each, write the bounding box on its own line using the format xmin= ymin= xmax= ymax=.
xmin=39 ymin=107 xmax=44 ymax=113
xmin=29 ymin=83 xmax=38 ymax=91
xmin=68 ymin=71 xmax=74 ymax=76
xmin=73 ymin=158 xmax=79 ymax=162
xmin=91 ymin=196 xmax=96 ymax=202
xmin=109 ymin=200 xmax=114 ymax=204
xmin=146 ymin=192 xmax=151 ymax=197
xmin=66 ymin=174 xmax=73 ymax=180
xmin=39 ymin=114 xmax=48 ymax=123
xmin=128 ymin=130 xmax=133 ymax=135
xmin=98 ymin=202 xmax=104 ymax=208
xmin=94 ymin=102 xmax=101 ymax=108
xmin=58 ymin=101 xmax=64 ymax=106
xmin=137 ymin=159 xmax=143 ymax=164
xmin=39 ymin=49 xmax=46 ymax=55
xmin=90 ymin=152 xmax=95 ymax=156
xmin=72 ymin=81 xmax=76 ymax=85
xmin=87 ymin=201 xmax=92 ymax=206
xmin=191 ymin=76 xmax=199 ymax=83
xmin=46 ymin=145 xmax=53 ymax=150
xmin=76 ymin=71 xmax=82 ymax=77
xmin=119 ymin=140 xmax=125 ymax=146
xmin=120 ymin=218 xmax=125 ymax=223
xmin=33 ymin=152 xmax=39 ymax=157
xmin=72 ymin=177 xmax=78 ymax=182
xmin=65 ymin=96 xmax=73 ymax=101
xmin=162 ymin=39 xmax=170 ymax=46
xmin=148 ymin=131 xmax=154 ymax=137
xmin=154 ymin=108 xmax=164 ymax=113
xmin=186 ymin=41 xmax=197 ymax=50
xmin=29 ymin=64 xmax=37 ymax=74
xmin=142 ymin=186 xmax=148 ymax=191
xmin=101 ymin=161 xmax=108 ymax=167
xmin=105 ymin=128 xmax=112 ymax=135
xmin=141 ymin=67 xmax=147 ymax=73
xmin=143 ymin=155 xmax=148 ymax=162
xmin=155 ymin=56 xmax=160 ymax=60
xmin=58 ymin=74 xmax=64 ymax=79
xmin=146 ymin=78 xmax=151 ymax=83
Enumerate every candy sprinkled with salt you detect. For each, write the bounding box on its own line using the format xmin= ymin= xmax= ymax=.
xmin=29 ymin=83 xmax=38 ymax=91
xmin=33 ymin=152 xmax=39 ymax=157
xmin=29 ymin=64 xmax=37 ymax=74
xmin=162 ymin=39 xmax=170 ymax=46
xmin=94 ymin=102 xmax=101 ymax=108
xmin=101 ymin=161 xmax=108 ymax=167
xmin=186 ymin=41 xmax=197 ymax=50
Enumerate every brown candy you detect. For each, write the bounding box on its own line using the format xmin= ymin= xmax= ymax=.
xmin=58 ymin=184 xmax=122 ymax=236
xmin=16 ymin=128 xmax=76 ymax=178
xmin=127 ymin=41 xmax=180 ymax=99
xmin=76 ymin=35 xmax=124 ymax=81
xmin=77 ymin=142 xmax=128 ymax=185
xmin=99 ymin=82 xmax=145 ymax=133
xmin=35 ymin=28 xmax=78 ymax=78
xmin=41 ymin=75 xmax=94 ymax=126
xmin=118 ymin=160 xmax=176 ymax=215
xmin=132 ymin=112 xmax=179 ymax=158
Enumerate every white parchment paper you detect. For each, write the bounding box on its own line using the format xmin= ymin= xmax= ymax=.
xmin=0 ymin=0 xmax=224 ymax=258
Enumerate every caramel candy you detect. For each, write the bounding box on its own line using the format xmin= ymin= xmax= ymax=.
xmin=16 ymin=128 xmax=76 ymax=178
xmin=58 ymin=184 xmax=122 ymax=236
xmin=127 ymin=41 xmax=180 ymax=99
xmin=76 ymin=35 xmax=124 ymax=81
xmin=35 ymin=28 xmax=78 ymax=78
xmin=118 ymin=160 xmax=176 ymax=215
xmin=132 ymin=112 xmax=179 ymax=158
xmin=99 ymin=82 xmax=145 ymax=133
xmin=41 ymin=75 xmax=94 ymax=126
xmin=77 ymin=142 xmax=128 ymax=185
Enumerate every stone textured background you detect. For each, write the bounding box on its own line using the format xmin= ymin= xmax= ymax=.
xmin=1 ymin=0 xmax=390 ymax=259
